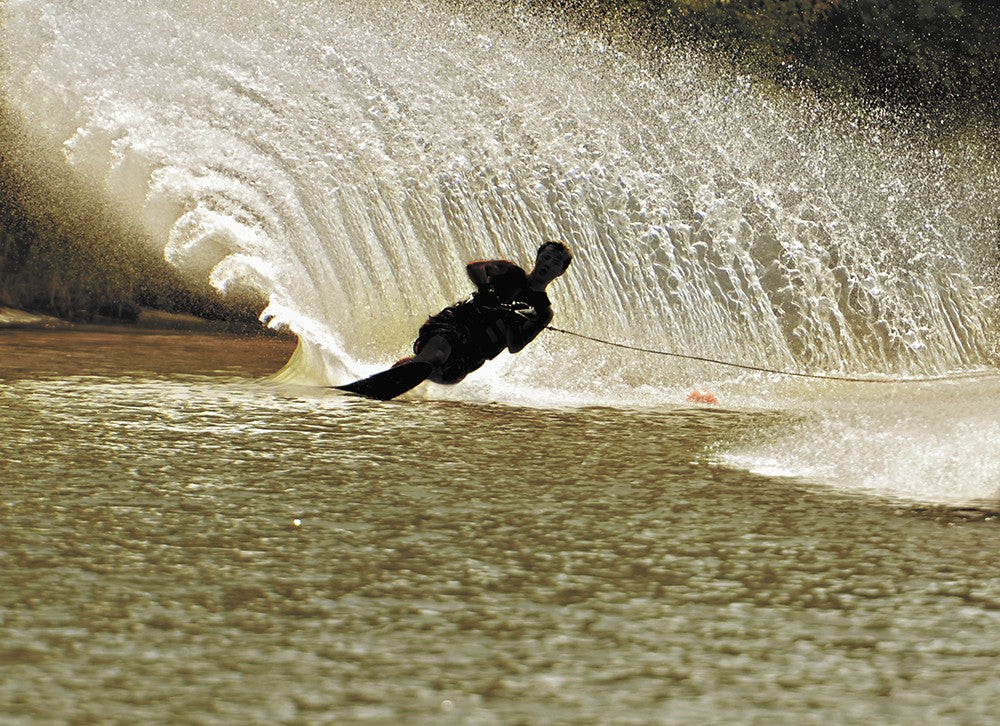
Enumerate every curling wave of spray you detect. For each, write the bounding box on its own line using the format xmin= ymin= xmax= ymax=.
xmin=0 ymin=0 xmax=996 ymax=399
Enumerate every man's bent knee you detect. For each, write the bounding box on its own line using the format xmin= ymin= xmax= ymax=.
xmin=414 ymin=335 xmax=451 ymax=367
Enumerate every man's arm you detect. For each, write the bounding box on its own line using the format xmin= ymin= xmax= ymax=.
xmin=466 ymin=260 xmax=518 ymax=287
xmin=505 ymin=305 xmax=553 ymax=354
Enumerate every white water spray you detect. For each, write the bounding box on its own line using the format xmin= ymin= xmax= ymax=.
xmin=2 ymin=0 xmax=998 ymax=499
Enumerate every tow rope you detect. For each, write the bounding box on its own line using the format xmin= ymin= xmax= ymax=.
xmin=545 ymin=326 xmax=988 ymax=384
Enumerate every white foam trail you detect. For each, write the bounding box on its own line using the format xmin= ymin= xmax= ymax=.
xmin=721 ymin=374 xmax=1000 ymax=504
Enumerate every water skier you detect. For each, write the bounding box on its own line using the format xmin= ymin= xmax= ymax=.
xmin=337 ymin=240 xmax=573 ymax=399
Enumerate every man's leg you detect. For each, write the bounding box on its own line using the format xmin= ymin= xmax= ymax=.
xmin=412 ymin=335 xmax=451 ymax=367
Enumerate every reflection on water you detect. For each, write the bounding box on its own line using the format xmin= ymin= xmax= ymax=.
xmin=2 ymin=328 xmax=1000 ymax=724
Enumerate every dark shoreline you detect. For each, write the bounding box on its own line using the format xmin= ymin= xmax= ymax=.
xmin=0 ymin=305 xmax=292 ymax=337
xmin=0 ymin=312 xmax=298 ymax=381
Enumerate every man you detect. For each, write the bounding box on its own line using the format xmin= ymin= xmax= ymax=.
xmin=336 ymin=240 xmax=573 ymax=399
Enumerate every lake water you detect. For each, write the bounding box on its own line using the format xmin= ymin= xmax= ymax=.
xmin=3 ymin=0 xmax=999 ymax=721
xmin=3 ymin=327 xmax=999 ymax=724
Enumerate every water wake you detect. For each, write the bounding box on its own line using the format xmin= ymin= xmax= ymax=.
xmin=721 ymin=373 xmax=1000 ymax=505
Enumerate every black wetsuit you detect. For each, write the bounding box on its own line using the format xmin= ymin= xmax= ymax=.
xmin=414 ymin=262 xmax=551 ymax=384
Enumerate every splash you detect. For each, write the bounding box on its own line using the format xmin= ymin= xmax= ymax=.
xmin=1 ymin=0 xmax=997 ymax=405
xmin=719 ymin=373 xmax=1000 ymax=505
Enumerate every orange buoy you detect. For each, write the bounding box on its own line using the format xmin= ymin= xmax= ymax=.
xmin=686 ymin=389 xmax=719 ymax=405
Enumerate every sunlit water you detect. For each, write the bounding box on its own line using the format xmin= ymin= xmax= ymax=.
xmin=2 ymin=0 xmax=1000 ymax=721
xmin=3 ymin=329 xmax=1000 ymax=724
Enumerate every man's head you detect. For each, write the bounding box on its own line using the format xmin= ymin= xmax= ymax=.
xmin=531 ymin=240 xmax=573 ymax=286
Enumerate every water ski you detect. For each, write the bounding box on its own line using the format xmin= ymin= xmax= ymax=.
xmin=333 ymin=360 xmax=432 ymax=400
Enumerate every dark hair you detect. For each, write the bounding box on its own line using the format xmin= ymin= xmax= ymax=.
xmin=537 ymin=239 xmax=573 ymax=271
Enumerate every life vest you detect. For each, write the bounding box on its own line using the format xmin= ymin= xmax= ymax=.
xmin=414 ymin=263 xmax=551 ymax=383
xmin=464 ymin=266 xmax=550 ymax=360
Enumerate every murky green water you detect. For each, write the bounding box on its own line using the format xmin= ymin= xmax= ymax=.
xmin=2 ymin=328 xmax=999 ymax=724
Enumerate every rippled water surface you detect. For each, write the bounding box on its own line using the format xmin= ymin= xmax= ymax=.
xmin=2 ymin=328 xmax=999 ymax=724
